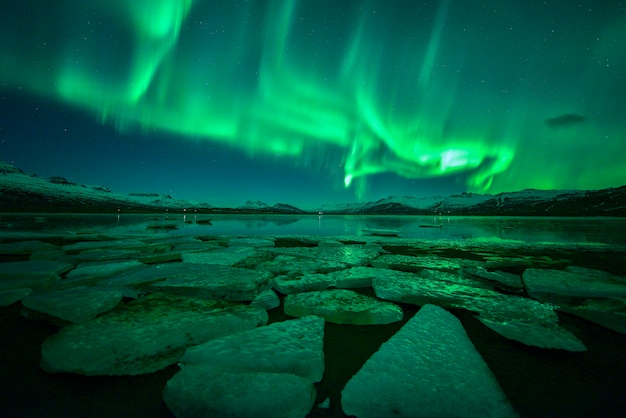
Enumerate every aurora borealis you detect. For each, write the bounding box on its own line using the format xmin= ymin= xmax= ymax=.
xmin=1 ymin=0 xmax=625 ymax=208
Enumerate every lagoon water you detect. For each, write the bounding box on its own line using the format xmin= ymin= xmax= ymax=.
xmin=1 ymin=212 xmax=625 ymax=417
xmin=2 ymin=213 xmax=626 ymax=246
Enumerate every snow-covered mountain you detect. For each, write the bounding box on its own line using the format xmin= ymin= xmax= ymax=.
xmin=320 ymin=188 xmax=626 ymax=216
xmin=1 ymin=161 xmax=624 ymax=215
xmin=235 ymin=200 xmax=306 ymax=214
xmin=0 ymin=161 xmax=207 ymax=213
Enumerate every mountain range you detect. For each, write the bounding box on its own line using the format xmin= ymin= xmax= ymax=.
xmin=1 ymin=161 xmax=624 ymax=216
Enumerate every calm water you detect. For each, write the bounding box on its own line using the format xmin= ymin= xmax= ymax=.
xmin=1 ymin=213 xmax=625 ymax=245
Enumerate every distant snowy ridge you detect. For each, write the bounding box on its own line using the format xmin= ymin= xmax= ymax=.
xmin=0 ymin=161 xmax=206 ymax=212
xmin=319 ymin=188 xmax=626 ymax=216
xmin=0 ymin=161 xmax=624 ymax=215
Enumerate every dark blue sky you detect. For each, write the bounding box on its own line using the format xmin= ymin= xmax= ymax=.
xmin=1 ymin=0 xmax=625 ymax=209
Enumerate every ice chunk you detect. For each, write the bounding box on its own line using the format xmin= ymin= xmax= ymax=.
xmin=0 ymin=260 xmax=72 ymax=290
xmin=163 ymin=316 xmax=324 ymax=417
xmin=164 ymin=370 xmax=316 ymax=418
xmin=477 ymin=316 xmax=586 ymax=351
xmin=371 ymin=254 xmax=484 ymax=272
xmin=257 ymin=254 xmax=346 ymax=275
xmin=284 ymin=289 xmax=403 ymax=325
xmin=560 ymin=298 xmax=626 ymax=335
xmin=0 ymin=288 xmax=32 ymax=307
xmin=341 ymin=304 xmax=515 ymax=418
xmin=273 ymin=272 xmax=334 ymax=294
xmin=250 ymin=289 xmax=281 ymax=310
xmin=40 ymin=293 xmax=268 ymax=375
xmin=374 ymin=269 xmax=585 ymax=351
xmin=182 ymin=247 xmax=257 ymax=266
xmin=0 ymin=260 xmax=73 ymax=277
xmin=523 ymin=268 xmax=626 ymax=301
xmin=462 ymin=266 xmax=524 ymax=289
xmin=330 ymin=266 xmax=393 ymax=289
xmin=0 ymin=240 xmax=56 ymax=255
xmin=228 ymin=237 xmax=275 ymax=247
xmin=180 ymin=316 xmax=325 ymax=382
xmin=62 ymin=239 xmax=147 ymax=253
xmin=22 ymin=286 xmax=123 ymax=323
xmin=265 ymin=245 xmax=379 ymax=268
xmin=149 ymin=264 xmax=272 ymax=301
xmin=62 ymin=260 xmax=144 ymax=287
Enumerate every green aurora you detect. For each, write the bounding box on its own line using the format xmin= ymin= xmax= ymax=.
xmin=2 ymin=0 xmax=625 ymax=199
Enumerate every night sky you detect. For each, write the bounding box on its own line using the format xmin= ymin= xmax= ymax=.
xmin=1 ymin=0 xmax=625 ymax=209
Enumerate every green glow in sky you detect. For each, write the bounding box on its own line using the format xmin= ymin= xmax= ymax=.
xmin=1 ymin=0 xmax=625 ymax=198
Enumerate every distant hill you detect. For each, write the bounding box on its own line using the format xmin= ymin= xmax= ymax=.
xmin=319 ymin=188 xmax=626 ymax=216
xmin=0 ymin=161 xmax=199 ymax=213
xmin=1 ymin=161 xmax=624 ymax=216
xmin=0 ymin=161 xmax=307 ymax=214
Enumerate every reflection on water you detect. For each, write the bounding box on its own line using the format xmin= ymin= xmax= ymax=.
xmin=1 ymin=213 xmax=625 ymax=245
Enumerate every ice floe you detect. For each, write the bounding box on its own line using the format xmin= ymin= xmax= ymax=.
xmin=22 ymin=286 xmax=123 ymax=323
xmin=284 ymin=289 xmax=403 ymax=325
xmin=40 ymin=293 xmax=268 ymax=375
xmin=61 ymin=260 xmax=144 ymax=288
xmin=341 ymin=304 xmax=516 ymax=418
xmin=374 ymin=268 xmax=586 ymax=350
xmin=250 ymin=289 xmax=281 ymax=310
xmin=462 ymin=266 xmax=524 ymax=290
xmin=148 ymin=264 xmax=273 ymax=302
xmin=0 ymin=240 xmax=57 ymax=255
xmin=0 ymin=288 xmax=33 ymax=307
xmin=182 ymin=246 xmax=258 ymax=266
xmin=371 ymin=253 xmax=484 ymax=272
xmin=163 ymin=316 xmax=324 ymax=417
xmin=523 ymin=268 xmax=626 ymax=301
xmin=0 ymin=260 xmax=73 ymax=290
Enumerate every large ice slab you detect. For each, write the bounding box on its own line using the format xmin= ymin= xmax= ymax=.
xmin=164 ymin=370 xmax=316 ymax=418
xmin=182 ymin=247 xmax=257 ymax=266
xmin=273 ymin=267 xmax=397 ymax=295
xmin=560 ymin=298 xmax=626 ymax=335
xmin=61 ymin=260 xmax=144 ymax=287
xmin=0 ymin=260 xmax=73 ymax=290
xmin=180 ymin=316 xmax=325 ymax=382
xmin=0 ymin=260 xmax=73 ymax=277
xmin=40 ymin=293 xmax=268 ymax=375
xmin=273 ymin=272 xmax=334 ymax=294
xmin=62 ymin=239 xmax=161 ymax=254
xmin=149 ymin=264 xmax=273 ymax=301
xmin=284 ymin=289 xmax=403 ymax=325
xmin=523 ymin=267 xmax=626 ymax=301
xmin=341 ymin=304 xmax=516 ymax=418
xmin=227 ymin=237 xmax=275 ymax=248
xmin=22 ymin=286 xmax=123 ymax=323
xmin=330 ymin=266 xmax=394 ymax=289
xmin=462 ymin=266 xmax=524 ymax=290
xmin=0 ymin=288 xmax=33 ymax=307
xmin=163 ymin=316 xmax=324 ymax=417
xmin=0 ymin=240 xmax=57 ymax=255
xmin=374 ymin=269 xmax=586 ymax=351
xmin=257 ymin=254 xmax=346 ymax=275
xmin=261 ymin=245 xmax=379 ymax=272
xmin=371 ymin=254 xmax=484 ymax=272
